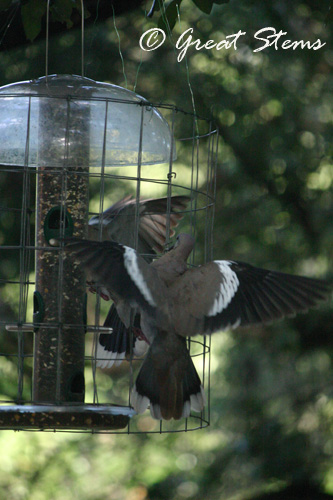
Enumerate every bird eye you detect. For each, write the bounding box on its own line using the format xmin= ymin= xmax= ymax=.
xmin=173 ymin=236 xmax=180 ymax=248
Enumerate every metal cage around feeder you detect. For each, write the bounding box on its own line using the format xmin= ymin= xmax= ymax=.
xmin=0 ymin=74 xmax=218 ymax=433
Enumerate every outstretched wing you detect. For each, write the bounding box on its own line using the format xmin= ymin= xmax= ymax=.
xmin=88 ymin=195 xmax=190 ymax=255
xmin=64 ymin=239 xmax=166 ymax=318
xmin=169 ymin=260 xmax=331 ymax=337
xmin=138 ymin=195 xmax=190 ymax=253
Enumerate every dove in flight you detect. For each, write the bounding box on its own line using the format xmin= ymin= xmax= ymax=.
xmin=88 ymin=195 xmax=190 ymax=368
xmin=64 ymin=234 xmax=331 ymax=420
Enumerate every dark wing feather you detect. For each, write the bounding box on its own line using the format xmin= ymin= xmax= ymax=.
xmin=97 ymin=305 xmax=145 ymax=369
xmin=88 ymin=195 xmax=190 ymax=257
xmin=205 ymin=262 xmax=331 ymax=334
xmin=63 ymin=239 xmax=162 ymax=316
xmin=139 ymin=195 xmax=189 ymax=214
xmin=169 ymin=260 xmax=331 ymax=336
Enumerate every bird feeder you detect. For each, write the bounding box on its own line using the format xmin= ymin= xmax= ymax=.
xmin=0 ymin=74 xmax=218 ymax=433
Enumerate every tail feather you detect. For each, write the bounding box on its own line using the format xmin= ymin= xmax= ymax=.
xmin=97 ymin=305 xmax=148 ymax=369
xmin=131 ymin=332 xmax=205 ymax=420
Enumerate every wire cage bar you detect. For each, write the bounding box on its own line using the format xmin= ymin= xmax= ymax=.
xmin=0 ymin=75 xmax=218 ymax=433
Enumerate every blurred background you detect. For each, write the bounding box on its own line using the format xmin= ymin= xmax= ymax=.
xmin=0 ymin=0 xmax=332 ymax=498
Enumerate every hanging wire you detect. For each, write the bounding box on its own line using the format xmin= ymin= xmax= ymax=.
xmin=133 ymin=105 xmax=145 ymax=252
xmin=134 ymin=0 xmax=157 ymax=91
xmin=127 ymin=104 xmax=146 ymax=428
xmin=143 ymin=0 xmax=199 ymax=135
xmin=210 ymin=129 xmax=219 ymax=262
xmin=92 ymin=99 xmax=110 ymax=405
xmin=45 ymin=0 xmax=50 ymax=80
xmin=16 ymin=96 xmax=33 ymax=402
xmin=0 ymin=1 xmax=20 ymax=48
xmin=133 ymin=46 xmax=144 ymax=93
xmin=204 ymin=121 xmax=214 ymax=263
xmin=112 ymin=5 xmax=128 ymax=88
xmin=135 ymin=0 xmax=198 ymax=117
xmin=175 ymin=4 xmax=199 ymax=136
xmin=165 ymin=107 xmax=176 ymax=247
xmin=85 ymin=0 xmax=101 ymax=76
xmin=80 ymin=0 xmax=85 ymax=77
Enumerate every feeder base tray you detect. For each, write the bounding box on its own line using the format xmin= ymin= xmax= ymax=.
xmin=0 ymin=404 xmax=135 ymax=431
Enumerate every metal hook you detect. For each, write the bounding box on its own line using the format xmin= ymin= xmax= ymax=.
xmin=167 ymin=172 xmax=177 ymax=180
xmin=45 ymin=0 xmax=85 ymax=80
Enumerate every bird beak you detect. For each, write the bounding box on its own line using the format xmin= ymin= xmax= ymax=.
xmin=165 ymin=242 xmax=175 ymax=252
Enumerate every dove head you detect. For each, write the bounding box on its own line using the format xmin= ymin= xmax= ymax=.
xmin=172 ymin=233 xmax=195 ymax=261
xmin=153 ymin=233 xmax=195 ymax=285
xmin=87 ymin=214 xmax=111 ymax=241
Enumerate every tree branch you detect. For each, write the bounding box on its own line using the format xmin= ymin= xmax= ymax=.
xmin=0 ymin=0 xmax=146 ymax=52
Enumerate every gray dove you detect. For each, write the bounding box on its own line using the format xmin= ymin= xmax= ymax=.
xmin=64 ymin=234 xmax=331 ymax=420
xmin=88 ymin=195 xmax=189 ymax=368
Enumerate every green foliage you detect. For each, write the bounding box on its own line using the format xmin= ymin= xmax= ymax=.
xmin=19 ymin=0 xmax=85 ymax=41
xmin=0 ymin=0 xmax=332 ymax=498
xmin=14 ymin=0 xmax=231 ymax=42
xmin=0 ymin=0 xmax=13 ymax=11
xmin=158 ymin=0 xmax=183 ymax=33
xmin=50 ymin=0 xmax=75 ymax=28
xmin=192 ymin=0 xmax=213 ymax=14
xmin=156 ymin=0 xmax=231 ymax=33
xmin=21 ymin=0 xmax=46 ymax=41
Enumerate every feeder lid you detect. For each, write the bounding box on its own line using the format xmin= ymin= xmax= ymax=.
xmin=0 ymin=74 xmax=176 ymax=167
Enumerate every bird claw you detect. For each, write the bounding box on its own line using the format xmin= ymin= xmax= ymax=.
xmin=87 ymin=281 xmax=97 ymax=294
xmin=99 ymin=291 xmax=111 ymax=301
xmin=87 ymin=281 xmax=111 ymax=301
xmin=132 ymin=327 xmax=150 ymax=345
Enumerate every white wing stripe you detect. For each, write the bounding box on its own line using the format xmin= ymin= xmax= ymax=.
xmin=207 ymin=261 xmax=239 ymax=317
xmin=123 ymin=246 xmax=156 ymax=307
